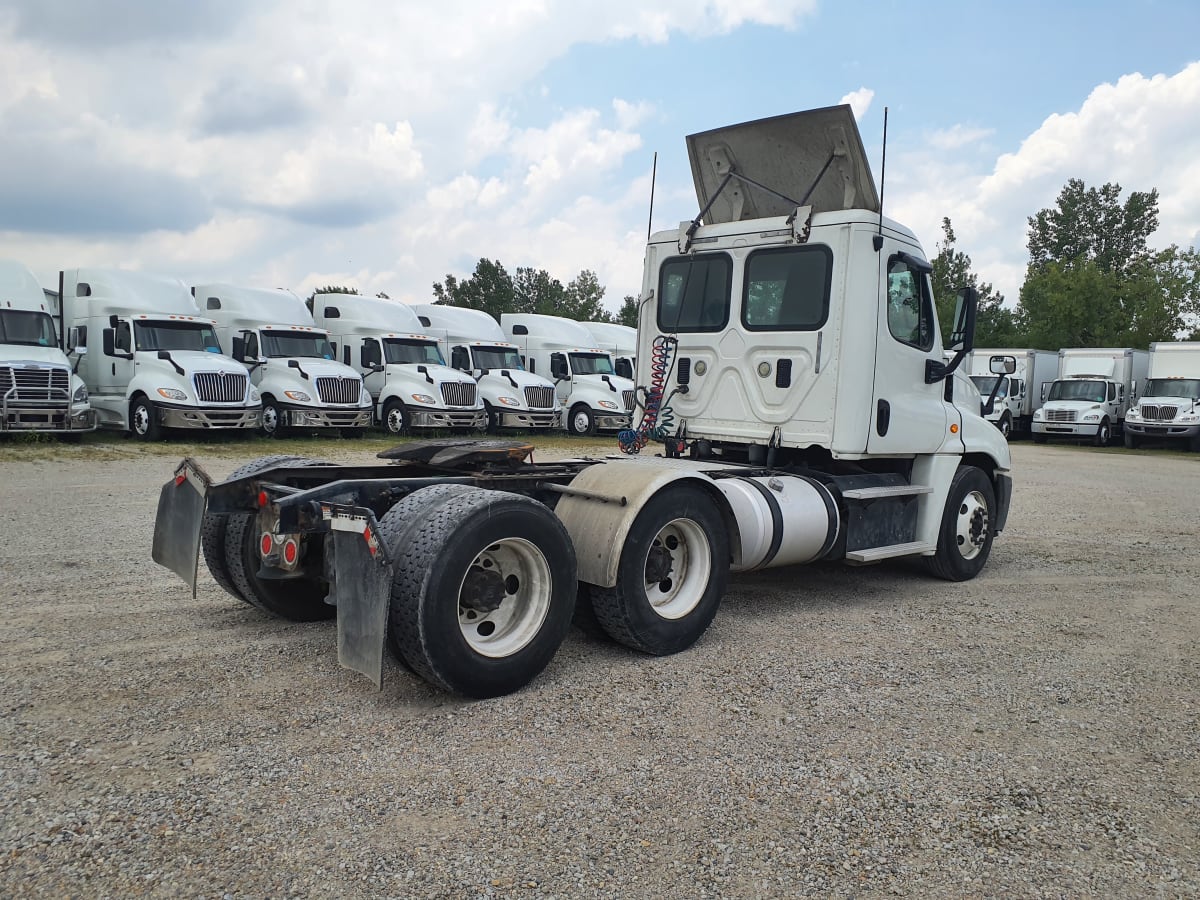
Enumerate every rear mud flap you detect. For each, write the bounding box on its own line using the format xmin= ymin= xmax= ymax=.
xmin=151 ymin=458 xmax=211 ymax=598
xmin=329 ymin=511 xmax=393 ymax=689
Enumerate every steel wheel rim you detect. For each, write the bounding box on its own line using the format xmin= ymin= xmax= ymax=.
xmin=643 ymin=517 xmax=711 ymax=620
xmin=132 ymin=404 xmax=150 ymax=435
xmin=1000 ymin=418 xmax=1011 ymax=437
xmin=262 ymin=405 xmax=279 ymax=434
xmin=457 ymin=537 xmax=552 ymax=658
xmin=571 ymin=410 xmax=590 ymax=433
xmin=955 ymin=490 xmax=990 ymax=561
xmin=386 ymin=406 xmax=405 ymax=434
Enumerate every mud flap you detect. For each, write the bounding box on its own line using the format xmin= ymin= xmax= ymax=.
xmin=329 ymin=510 xmax=392 ymax=689
xmin=151 ymin=458 xmax=211 ymax=598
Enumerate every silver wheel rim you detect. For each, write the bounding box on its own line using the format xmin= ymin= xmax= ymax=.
xmin=262 ymin=405 xmax=278 ymax=434
xmin=132 ymin=404 xmax=150 ymax=435
xmin=955 ymin=490 xmax=990 ymax=561
xmin=386 ymin=406 xmax=405 ymax=434
xmin=571 ymin=410 xmax=590 ymax=433
xmin=642 ymin=517 xmax=711 ymax=620
xmin=457 ymin=537 xmax=552 ymax=658
xmin=1000 ymin=417 xmax=1011 ymax=437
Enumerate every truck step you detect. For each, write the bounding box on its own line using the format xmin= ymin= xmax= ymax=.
xmin=845 ymin=541 xmax=936 ymax=563
xmin=841 ymin=484 xmax=932 ymax=500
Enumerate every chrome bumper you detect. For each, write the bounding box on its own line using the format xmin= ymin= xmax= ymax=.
xmin=159 ymin=404 xmax=263 ymax=430
xmin=498 ymin=410 xmax=560 ymax=429
xmin=0 ymin=403 xmax=97 ymax=433
xmin=409 ymin=409 xmax=487 ymax=430
xmin=595 ymin=413 xmax=633 ymax=432
xmin=283 ymin=406 xmax=373 ymax=429
xmin=1125 ymin=422 xmax=1200 ymax=438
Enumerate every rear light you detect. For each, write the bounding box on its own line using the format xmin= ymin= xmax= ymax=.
xmin=283 ymin=539 xmax=298 ymax=565
xmin=257 ymin=490 xmax=269 ymax=507
xmin=260 ymin=533 xmax=273 ymax=557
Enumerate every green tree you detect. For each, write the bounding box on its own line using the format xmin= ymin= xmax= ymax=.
xmin=617 ymin=294 xmax=639 ymax=328
xmin=432 ymin=259 xmax=515 ymax=321
xmin=929 ymin=218 xmax=1013 ymax=346
xmin=305 ymin=284 xmax=359 ymax=313
xmin=1026 ymin=178 xmax=1159 ymax=276
xmin=562 ymin=270 xmax=612 ymax=322
xmin=513 ymin=266 xmax=567 ymax=316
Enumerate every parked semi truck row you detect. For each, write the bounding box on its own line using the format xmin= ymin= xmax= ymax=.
xmin=153 ymin=105 xmax=1014 ymax=701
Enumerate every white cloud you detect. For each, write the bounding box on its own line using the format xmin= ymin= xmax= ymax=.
xmin=840 ymin=88 xmax=874 ymax=120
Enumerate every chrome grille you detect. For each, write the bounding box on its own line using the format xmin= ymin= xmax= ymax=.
xmin=193 ymin=371 xmax=247 ymax=403
xmin=0 ymin=365 xmax=70 ymax=404
xmin=622 ymin=390 xmax=635 ymax=411
xmin=1045 ymin=408 xmax=1077 ymax=423
xmin=524 ymin=385 xmax=555 ymax=409
xmin=1140 ymin=404 xmax=1178 ymax=422
xmin=316 ymin=376 xmax=360 ymax=405
xmin=440 ymin=382 xmax=477 ymax=407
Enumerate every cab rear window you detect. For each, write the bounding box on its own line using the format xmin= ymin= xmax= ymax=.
xmin=657 ymin=254 xmax=731 ymax=333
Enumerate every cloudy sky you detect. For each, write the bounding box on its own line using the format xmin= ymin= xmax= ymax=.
xmin=2 ymin=0 xmax=1199 ymax=313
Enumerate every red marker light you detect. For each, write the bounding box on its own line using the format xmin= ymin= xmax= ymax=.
xmin=257 ymin=490 xmax=269 ymax=507
xmin=260 ymin=533 xmax=273 ymax=557
xmin=283 ymin=539 xmax=298 ymax=565
xmin=174 ymin=473 xmax=186 ymax=486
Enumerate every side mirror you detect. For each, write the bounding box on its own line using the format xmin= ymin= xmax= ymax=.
xmin=102 ymin=328 xmax=116 ymax=357
xmin=67 ymin=326 xmax=84 ymax=352
xmin=361 ymin=340 xmax=381 ymax=369
xmin=1041 ymin=383 xmax=1049 ymax=402
xmin=108 ymin=314 xmax=119 ymax=329
xmin=948 ymin=287 xmax=978 ymax=353
xmin=551 ymin=359 xmax=568 ymax=379
xmin=989 ymin=355 xmax=1016 ymax=375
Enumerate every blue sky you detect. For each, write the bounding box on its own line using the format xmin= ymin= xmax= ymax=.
xmin=1 ymin=1 xmax=1198 ymax=312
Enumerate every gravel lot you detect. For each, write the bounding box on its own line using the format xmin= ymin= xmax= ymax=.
xmin=1 ymin=438 xmax=1197 ymax=898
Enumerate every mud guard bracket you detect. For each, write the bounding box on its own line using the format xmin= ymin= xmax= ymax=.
xmin=329 ymin=508 xmax=393 ymax=689
xmin=151 ymin=458 xmax=211 ymax=598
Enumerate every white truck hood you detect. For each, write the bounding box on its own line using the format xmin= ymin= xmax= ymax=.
xmin=155 ymin=349 xmax=247 ymax=375
xmin=1 ymin=346 xmax=71 ymax=367
xmin=687 ymin=104 xmax=879 ymax=224
xmin=271 ymin=358 xmax=361 ymax=382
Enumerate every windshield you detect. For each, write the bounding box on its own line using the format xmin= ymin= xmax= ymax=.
xmin=261 ymin=329 xmax=334 ymax=359
xmin=473 ymin=346 xmax=523 ymax=370
xmin=0 ymin=310 xmax=58 ymax=347
xmin=383 ymin=338 xmax=445 ymax=366
xmin=970 ymin=375 xmax=1008 ymax=398
xmin=1047 ymin=379 xmax=1106 ymax=403
xmin=134 ymin=321 xmax=222 ymax=353
xmin=1143 ymin=378 xmax=1200 ymax=399
xmin=569 ymin=352 xmax=615 ymax=376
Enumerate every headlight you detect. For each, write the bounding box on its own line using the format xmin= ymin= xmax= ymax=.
xmin=73 ymin=384 xmax=88 ymax=402
xmin=411 ymin=393 xmax=436 ymax=404
xmin=248 ymin=387 xmax=261 ymax=403
xmin=1033 ymin=410 xmax=1043 ymax=420
xmin=360 ymin=387 xmax=372 ymax=405
xmin=598 ymin=399 xmax=619 ymax=410
xmin=1082 ymin=413 xmax=1100 ymax=422
xmin=157 ymin=388 xmax=187 ymax=401
xmin=284 ymin=390 xmax=312 ymax=402
xmin=1126 ymin=408 xmax=1140 ymax=419
xmin=497 ymin=395 xmax=520 ymax=407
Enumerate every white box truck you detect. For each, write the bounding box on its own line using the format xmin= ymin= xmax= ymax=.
xmin=154 ymin=105 xmax=1012 ymax=700
xmin=0 ymin=260 xmax=95 ymax=438
xmin=1123 ymin=341 xmax=1200 ymax=450
xmin=310 ymin=292 xmax=485 ymax=434
xmin=1031 ymin=347 xmax=1149 ymax=446
xmin=193 ymin=284 xmax=373 ymax=437
xmin=60 ymin=268 xmax=261 ymax=439
xmin=965 ymin=348 xmax=1056 ymax=439
xmin=584 ymin=321 xmax=637 ymax=379
xmin=501 ymin=313 xmax=635 ymax=435
xmin=412 ymin=304 xmax=560 ymax=431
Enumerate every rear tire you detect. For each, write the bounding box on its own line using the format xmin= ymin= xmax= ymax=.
xmin=385 ymin=488 xmax=576 ymax=698
xmin=588 ymin=484 xmax=728 ymax=655
xmin=925 ymin=465 xmax=995 ymax=582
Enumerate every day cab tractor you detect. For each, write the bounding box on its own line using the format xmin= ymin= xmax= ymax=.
xmin=152 ymin=106 xmax=1013 ymax=699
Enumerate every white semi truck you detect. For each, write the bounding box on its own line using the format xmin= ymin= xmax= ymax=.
xmin=194 ymin=284 xmax=373 ymax=437
xmin=153 ymin=105 xmax=1013 ymax=700
xmin=60 ymin=268 xmax=261 ymax=439
xmin=1032 ymin=347 xmax=1149 ymax=446
xmin=584 ymin=321 xmax=637 ymax=379
xmin=310 ymin=292 xmax=485 ymax=434
xmin=0 ymin=260 xmax=95 ymax=438
xmin=1123 ymin=341 xmax=1200 ymax=450
xmin=501 ymin=313 xmax=635 ymax=435
xmin=412 ymin=304 xmax=560 ymax=431
xmin=966 ymin=348 xmax=1057 ymax=439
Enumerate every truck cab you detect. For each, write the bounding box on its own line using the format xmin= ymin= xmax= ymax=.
xmin=311 ymin=293 xmax=485 ymax=434
xmin=584 ymin=321 xmax=637 ymax=379
xmin=501 ymin=313 xmax=635 ymax=435
xmin=194 ymin=284 xmax=372 ymax=437
xmin=60 ymin=268 xmax=260 ymax=439
xmin=1032 ymin=348 xmax=1149 ymax=446
xmin=1124 ymin=341 xmax=1200 ymax=450
xmin=0 ymin=260 xmax=95 ymax=438
xmin=413 ymin=304 xmax=560 ymax=431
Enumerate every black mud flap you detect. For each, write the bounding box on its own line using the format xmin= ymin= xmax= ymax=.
xmin=151 ymin=458 xmax=211 ymax=598
xmin=330 ymin=509 xmax=393 ymax=690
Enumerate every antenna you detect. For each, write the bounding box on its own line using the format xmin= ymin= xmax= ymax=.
xmin=646 ymin=152 xmax=657 ymax=241
xmin=874 ymin=106 xmax=888 ymax=251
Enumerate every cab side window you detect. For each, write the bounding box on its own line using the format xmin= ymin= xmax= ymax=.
xmin=115 ymin=321 xmax=132 ymax=353
xmin=451 ymin=346 xmax=470 ymax=370
xmin=886 ymin=257 xmax=935 ymax=351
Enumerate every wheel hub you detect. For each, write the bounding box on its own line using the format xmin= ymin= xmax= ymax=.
xmin=460 ymin=565 xmax=506 ymax=614
xmin=645 ymin=544 xmax=674 ymax=584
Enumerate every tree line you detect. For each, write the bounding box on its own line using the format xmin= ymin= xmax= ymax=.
xmin=313 ymin=176 xmax=1200 ymax=348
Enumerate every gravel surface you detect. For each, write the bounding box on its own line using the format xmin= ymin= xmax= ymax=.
xmin=1 ymin=439 xmax=1197 ymax=897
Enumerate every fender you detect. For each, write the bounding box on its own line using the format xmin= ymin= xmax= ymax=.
xmin=554 ymin=457 xmax=735 ymax=588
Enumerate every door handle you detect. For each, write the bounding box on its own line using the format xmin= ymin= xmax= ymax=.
xmin=876 ymin=399 xmax=891 ymax=436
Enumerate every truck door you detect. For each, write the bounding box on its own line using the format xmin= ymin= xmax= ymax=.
xmin=866 ymin=249 xmax=949 ymax=454
xmin=98 ymin=318 xmax=136 ymax=400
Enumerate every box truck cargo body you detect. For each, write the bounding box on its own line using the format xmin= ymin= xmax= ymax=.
xmin=966 ymin=348 xmax=1056 ymax=438
xmin=1123 ymin=341 xmax=1200 ymax=450
xmin=1031 ymin=348 xmax=1148 ymax=446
